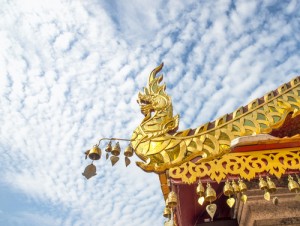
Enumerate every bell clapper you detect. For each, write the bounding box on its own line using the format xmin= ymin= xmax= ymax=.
xmin=265 ymin=176 xmax=277 ymax=202
xmin=223 ymin=180 xmax=235 ymax=208
xmin=259 ymin=176 xmax=270 ymax=201
xmin=288 ymin=175 xmax=300 ymax=200
xmin=205 ymin=183 xmax=217 ymax=221
xmin=237 ymin=178 xmax=247 ymax=204
xmin=197 ymin=180 xmax=205 ymax=206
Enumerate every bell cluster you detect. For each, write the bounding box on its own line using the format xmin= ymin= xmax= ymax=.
xmin=163 ymin=191 xmax=178 ymax=226
xmin=258 ymin=174 xmax=300 ymax=204
xmin=195 ymin=174 xmax=300 ymax=219
xmin=82 ymin=140 xmax=134 ymax=179
xmin=162 ymin=174 xmax=300 ymax=224
xmin=196 ymin=179 xmax=248 ymax=220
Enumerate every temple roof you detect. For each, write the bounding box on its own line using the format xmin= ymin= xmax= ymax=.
xmin=170 ymin=131 xmax=300 ymax=226
xmin=160 ymin=76 xmax=300 ymax=226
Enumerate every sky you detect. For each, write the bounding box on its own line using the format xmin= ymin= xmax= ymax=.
xmin=0 ymin=0 xmax=300 ymax=225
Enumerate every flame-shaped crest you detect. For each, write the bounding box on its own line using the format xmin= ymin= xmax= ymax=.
xmin=144 ymin=63 xmax=167 ymax=96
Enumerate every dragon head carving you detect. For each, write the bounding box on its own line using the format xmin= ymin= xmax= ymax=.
xmin=137 ymin=63 xmax=173 ymax=119
xmin=131 ymin=63 xmax=179 ymax=165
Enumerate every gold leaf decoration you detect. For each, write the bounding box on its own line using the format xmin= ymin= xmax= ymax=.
xmin=131 ymin=64 xmax=300 ymax=173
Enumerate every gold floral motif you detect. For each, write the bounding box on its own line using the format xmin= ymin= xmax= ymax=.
xmin=169 ymin=148 xmax=300 ymax=184
xmin=131 ymin=63 xmax=300 ymax=173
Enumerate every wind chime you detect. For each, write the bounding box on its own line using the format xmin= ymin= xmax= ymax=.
xmin=162 ymin=174 xmax=300 ymax=223
xmin=82 ymin=138 xmax=134 ymax=179
xmin=163 ymin=191 xmax=178 ymax=226
xmin=195 ymin=179 xmax=247 ymax=220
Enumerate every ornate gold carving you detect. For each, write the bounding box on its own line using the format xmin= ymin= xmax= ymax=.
xmin=169 ymin=148 xmax=300 ymax=184
xmin=131 ymin=63 xmax=300 ymax=173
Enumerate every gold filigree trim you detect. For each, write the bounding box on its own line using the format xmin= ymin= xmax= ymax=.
xmin=169 ymin=148 xmax=300 ymax=184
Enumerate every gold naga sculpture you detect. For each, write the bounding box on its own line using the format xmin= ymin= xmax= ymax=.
xmin=131 ymin=63 xmax=300 ymax=173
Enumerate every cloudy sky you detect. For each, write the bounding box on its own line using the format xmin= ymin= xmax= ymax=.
xmin=1 ymin=0 xmax=300 ymax=225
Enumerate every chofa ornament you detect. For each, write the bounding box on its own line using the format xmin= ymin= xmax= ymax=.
xmin=131 ymin=63 xmax=231 ymax=173
xmin=131 ymin=63 xmax=300 ymax=173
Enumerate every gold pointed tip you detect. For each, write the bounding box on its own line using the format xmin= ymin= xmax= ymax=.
xmin=156 ymin=62 xmax=164 ymax=71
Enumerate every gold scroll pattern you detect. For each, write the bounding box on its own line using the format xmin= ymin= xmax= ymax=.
xmin=188 ymin=76 xmax=300 ymax=162
xmin=132 ymin=64 xmax=300 ymax=173
xmin=169 ymin=148 xmax=300 ymax=184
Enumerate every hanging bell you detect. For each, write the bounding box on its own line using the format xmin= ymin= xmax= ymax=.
xmin=232 ymin=180 xmax=240 ymax=193
xmin=238 ymin=178 xmax=247 ymax=193
xmin=205 ymin=183 xmax=216 ymax=203
xmin=105 ymin=141 xmax=112 ymax=152
xmin=124 ymin=145 xmax=134 ymax=157
xmin=82 ymin=163 xmax=97 ymax=179
xmin=259 ymin=176 xmax=268 ymax=190
xmin=88 ymin=145 xmax=101 ymax=160
xmin=196 ymin=181 xmax=205 ymax=197
xmin=266 ymin=176 xmax=276 ymax=193
xmin=167 ymin=191 xmax=178 ymax=208
xmin=165 ymin=197 xmax=170 ymax=208
xmin=163 ymin=207 xmax=171 ymax=218
xmin=111 ymin=142 xmax=121 ymax=156
xmin=288 ymin=175 xmax=300 ymax=193
xmin=223 ymin=180 xmax=234 ymax=197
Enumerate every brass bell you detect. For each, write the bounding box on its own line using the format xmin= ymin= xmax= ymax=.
xmin=288 ymin=175 xmax=300 ymax=193
xmin=259 ymin=176 xmax=268 ymax=190
xmin=167 ymin=191 xmax=178 ymax=208
xmin=238 ymin=178 xmax=247 ymax=193
xmin=165 ymin=197 xmax=170 ymax=208
xmin=111 ymin=142 xmax=121 ymax=156
xmin=163 ymin=207 xmax=171 ymax=218
xmin=232 ymin=180 xmax=240 ymax=193
xmin=82 ymin=163 xmax=97 ymax=179
xmin=223 ymin=180 xmax=234 ymax=197
xmin=105 ymin=141 xmax=112 ymax=152
xmin=88 ymin=145 xmax=101 ymax=160
xmin=124 ymin=144 xmax=134 ymax=157
xmin=205 ymin=183 xmax=216 ymax=203
xmin=196 ymin=181 xmax=205 ymax=197
xmin=266 ymin=176 xmax=276 ymax=193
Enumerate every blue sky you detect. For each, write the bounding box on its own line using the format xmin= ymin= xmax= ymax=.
xmin=1 ymin=0 xmax=300 ymax=225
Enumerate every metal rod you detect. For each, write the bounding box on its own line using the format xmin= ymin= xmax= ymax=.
xmin=97 ymin=137 xmax=132 ymax=146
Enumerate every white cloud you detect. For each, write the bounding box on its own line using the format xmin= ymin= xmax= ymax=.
xmin=1 ymin=0 xmax=300 ymax=226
